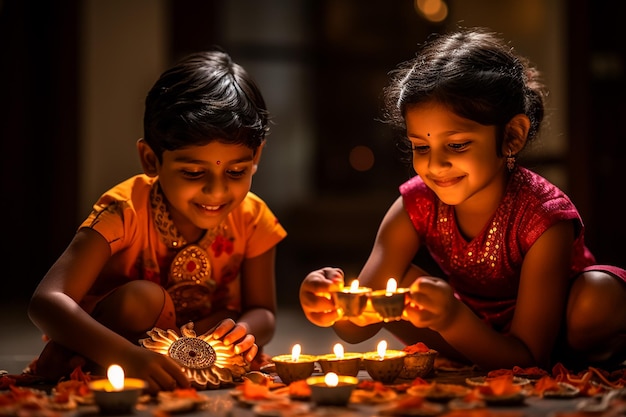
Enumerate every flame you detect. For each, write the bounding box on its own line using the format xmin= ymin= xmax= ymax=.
xmin=333 ymin=343 xmax=345 ymax=359
xmin=377 ymin=340 xmax=388 ymax=360
xmin=107 ymin=364 xmax=125 ymax=391
xmin=385 ymin=278 xmax=397 ymax=295
xmin=291 ymin=344 xmax=302 ymax=362
xmin=349 ymin=280 xmax=360 ymax=292
xmin=324 ymin=372 xmax=339 ymax=387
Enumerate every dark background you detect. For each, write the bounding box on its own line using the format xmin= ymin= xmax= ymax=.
xmin=1 ymin=0 xmax=624 ymax=306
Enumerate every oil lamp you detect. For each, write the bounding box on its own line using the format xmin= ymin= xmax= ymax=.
xmin=316 ymin=343 xmax=362 ymax=377
xmin=307 ymin=372 xmax=358 ymax=406
xmin=369 ymin=278 xmax=409 ymax=321
xmin=88 ymin=364 xmax=147 ymax=414
xmin=271 ymin=344 xmax=317 ymax=384
xmin=332 ymin=279 xmax=372 ymax=317
xmin=362 ymin=340 xmax=406 ymax=384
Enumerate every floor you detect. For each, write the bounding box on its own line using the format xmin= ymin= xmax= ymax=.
xmin=0 ymin=298 xmax=404 ymax=376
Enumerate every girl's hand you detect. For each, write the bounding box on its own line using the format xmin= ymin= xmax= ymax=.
xmin=405 ymin=276 xmax=461 ymax=331
xmin=210 ymin=318 xmax=258 ymax=363
xmin=299 ymin=267 xmax=345 ymax=327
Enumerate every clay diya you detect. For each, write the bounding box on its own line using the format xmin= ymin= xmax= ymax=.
xmin=316 ymin=343 xmax=362 ymax=377
xmin=307 ymin=372 xmax=358 ymax=406
xmin=369 ymin=278 xmax=409 ymax=321
xmin=271 ymin=344 xmax=316 ymax=384
xmin=332 ymin=279 xmax=372 ymax=317
xmin=362 ymin=340 xmax=406 ymax=384
xmin=88 ymin=364 xmax=147 ymax=414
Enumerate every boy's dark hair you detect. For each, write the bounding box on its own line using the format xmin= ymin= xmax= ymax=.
xmin=143 ymin=50 xmax=270 ymax=161
xmin=382 ymin=27 xmax=547 ymax=158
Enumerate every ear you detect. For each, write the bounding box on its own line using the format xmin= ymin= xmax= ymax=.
xmin=137 ymin=138 xmax=160 ymax=177
xmin=502 ymin=114 xmax=530 ymax=155
xmin=251 ymin=140 xmax=266 ymax=175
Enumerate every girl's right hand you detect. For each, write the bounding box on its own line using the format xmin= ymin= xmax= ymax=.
xmin=299 ymin=267 xmax=345 ymax=327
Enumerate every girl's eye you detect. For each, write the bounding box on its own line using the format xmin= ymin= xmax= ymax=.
xmin=449 ymin=142 xmax=470 ymax=152
xmin=412 ymin=145 xmax=429 ymax=154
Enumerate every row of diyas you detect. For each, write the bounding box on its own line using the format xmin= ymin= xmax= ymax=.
xmin=272 ymin=341 xmax=407 ymax=385
xmin=333 ymin=277 xmax=410 ymax=321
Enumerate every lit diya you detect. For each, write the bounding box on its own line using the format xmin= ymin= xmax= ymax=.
xmin=362 ymin=340 xmax=406 ymax=384
xmin=369 ymin=278 xmax=409 ymax=322
xmin=307 ymin=372 xmax=358 ymax=406
xmin=140 ymin=322 xmax=249 ymax=389
xmin=332 ymin=279 xmax=371 ymax=317
xmin=271 ymin=344 xmax=316 ymax=384
xmin=316 ymin=343 xmax=362 ymax=377
xmin=88 ymin=364 xmax=147 ymax=414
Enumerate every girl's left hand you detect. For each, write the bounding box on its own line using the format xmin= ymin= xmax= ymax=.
xmin=211 ymin=318 xmax=258 ymax=363
xmin=404 ymin=276 xmax=460 ymax=332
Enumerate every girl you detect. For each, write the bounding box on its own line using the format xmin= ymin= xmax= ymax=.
xmin=28 ymin=50 xmax=287 ymax=393
xmin=299 ymin=28 xmax=626 ymax=371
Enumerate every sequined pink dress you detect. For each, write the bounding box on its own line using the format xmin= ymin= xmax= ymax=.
xmin=400 ymin=167 xmax=626 ymax=332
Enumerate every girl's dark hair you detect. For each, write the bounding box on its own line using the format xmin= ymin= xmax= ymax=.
xmin=143 ymin=50 xmax=270 ymax=160
xmin=382 ymin=27 xmax=547 ymax=157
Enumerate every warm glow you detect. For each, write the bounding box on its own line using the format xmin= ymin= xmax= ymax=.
xmin=376 ymin=340 xmax=388 ymax=360
xmin=333 ymin=343 xmax=345 ymax=359
xmin=107 ymin=364 xmax=125 ymax=391
xmin=385 ymin=278 xmax=398 ymax=295
xmin=324 ymin=372 xmax=339 ymax=387
xmin=291 ymin=344 xmax=302 ymax=361
xmin=348 ymin=145 xmax=375 ymax=172
xmin=349 ymin=280 xmax=360 ymax=292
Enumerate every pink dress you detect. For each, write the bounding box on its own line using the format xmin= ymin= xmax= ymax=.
xmin=400 ymin=167 xmax=626 ymax=332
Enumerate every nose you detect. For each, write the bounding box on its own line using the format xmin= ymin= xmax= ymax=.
xmin=427 ymin=149 xmax=451 ymax=174
xmin=202 ymin=174 xmax=227 ymax=196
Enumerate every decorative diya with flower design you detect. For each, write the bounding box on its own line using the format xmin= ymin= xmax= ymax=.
xmin=140 ymin=322 xmax=249 ymax=389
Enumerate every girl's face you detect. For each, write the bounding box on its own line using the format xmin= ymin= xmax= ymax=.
xmin=155 ymin=141 xmax=262 ymax=239
xmin=405 ymin=102 xmax=507 ymax=209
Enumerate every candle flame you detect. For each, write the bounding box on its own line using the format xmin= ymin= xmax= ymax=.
xmin=107 ymin=364 xmax=125 ymax=391
xmin=376 ymin=340 xmax=388 ymax=360
xmin=349 ymin=280 xmax=360 ymax=292
xmin=385 ymin=278 xmax=397 ymax=295
xmin=291 ymin=344 xmax=301 ymax=361
xmin=324 ymin=372 xmax=339 ymax=387
xmin=333 ymin=343 xmax=345 ymax=359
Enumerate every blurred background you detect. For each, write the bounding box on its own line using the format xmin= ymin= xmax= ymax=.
xmin=1 ymin=0 xmax=625 ymax=310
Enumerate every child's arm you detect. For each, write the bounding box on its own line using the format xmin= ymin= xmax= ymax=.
xmin=195 ymin=247 xmax=280 ymax=361
xmin=333 ymin=197 xmax=423 ymax=342
xmin=237 ymin=247 xmax=278 ymax=351
xmin=28 ymin=228 xmax=190 ymax=393
xmin=406 ymin=220 xmax=575 ymax=370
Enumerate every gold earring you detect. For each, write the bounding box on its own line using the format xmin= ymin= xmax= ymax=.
xmin=507 ymin=149 xmax=516 ymax=172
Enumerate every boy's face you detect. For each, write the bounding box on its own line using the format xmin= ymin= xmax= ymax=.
xmin=405 ymin=102 xmax=507 ymax=209
xmin=154 ymin=140 xmax=262 ymax=236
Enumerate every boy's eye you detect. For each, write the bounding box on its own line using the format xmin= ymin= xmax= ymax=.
xmin=182 ymin=170 xmax=204 ymax=179
xmin=227 ymin=168 xmax=247 ymax=178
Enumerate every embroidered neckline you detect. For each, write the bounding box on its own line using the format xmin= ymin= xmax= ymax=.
xmin=150 ymin=181 xmax=225 ymax=250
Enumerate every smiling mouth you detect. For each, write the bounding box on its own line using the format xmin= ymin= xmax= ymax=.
xmin=430 ymin=176 xmax=464 ymax=187
xmin=198 ymin=203 xmax=223 ymax=211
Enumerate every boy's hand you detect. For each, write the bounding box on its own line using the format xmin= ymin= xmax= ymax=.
xmin=210 ymin=318 xmax=258 ymax=363
xmin=299 ymin=267 xmax=344 ymax=327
